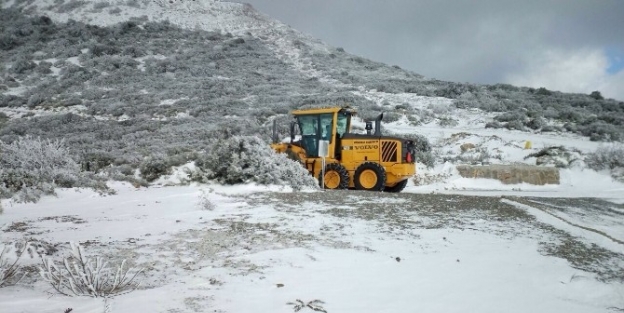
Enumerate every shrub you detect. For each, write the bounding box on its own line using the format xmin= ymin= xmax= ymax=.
xmin=194 ymin=135 xmax=318 ymax=190
xmin=504 ymin=120 xmax=525 ymax=131
xmin=394 ymin=103 xmax=411 ymax=111
xmin=438 ymin=116 xmax=458 ymax=127
xmin=535 ymin=87 xmax=552 ymax=96
xmin=586 ymin=145 xmax=624 ymax=171
xmin=57 ymin=0 xmax=88 ymax=13
xmin=485 ymin=121 xmax=503 ymax=129
xmin=0 ymin=136 xmax=79 ymax=185
xmin=382 ymin=111 xmax=402 ymax=123
xmin=92 ymin=1 xmax=110 ymax=10
xmin=525 ymin=117 xmax=545 ymax=130
xmin=414 ymin=151 xmax=435 ymax=168
xmin=397 ymin=133 xmax=434 ymax=168
xmin=109 ymin=7 xmax=122 ymax=14
xmin=541 ymin=125 xmax=556 ymax=132
xmin=139 ymin=155 xmax=171 ymax=182
xmin=589 ymin=91 xmax=603 ymax=100
xmin=11 ymin=58 xmax=37 ymax=74
xmin=39 ymin=242 xmax=143 ymax=297
xmin=525 ymin=146 xmax=583 ymax=168
xmin=579 ymin=122 xmax=621 ymax=141
xmin=81 ymin=151 xmax=116 ymax=173
xmin=27 ymin=94 xmax=46 ymax=108
xmin=446 ymin=147 xmax=495 ymax=165
xmin=0 ymin=34 xmax=19 ymax=50
xmin=0 ymin=136 xmax=105 ymax=202
xmin=0 ymin=112 xmax=7 ymax=128
xmin=494 ymin=111 xmax=526 ymax=123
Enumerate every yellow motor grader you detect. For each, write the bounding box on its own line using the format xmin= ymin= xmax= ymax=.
xmin=271 ymin=106 xmax=416 ymax=192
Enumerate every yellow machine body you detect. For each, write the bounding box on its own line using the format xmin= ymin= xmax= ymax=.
xmin=271 ymin=106 xmax=417 ymax=192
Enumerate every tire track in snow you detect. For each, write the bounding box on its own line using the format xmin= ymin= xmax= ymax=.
xmin=501 ymin=198 xmax=624 ymax=249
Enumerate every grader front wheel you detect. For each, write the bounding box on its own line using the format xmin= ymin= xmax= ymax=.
xmin=319 ymin=163 xmax=349 ymax=189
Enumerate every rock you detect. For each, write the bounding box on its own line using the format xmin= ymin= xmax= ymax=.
xmin=456 ymin=164 xmax=560 ymax=185
xmin=460 ymin=143 xmax=476 ymax=152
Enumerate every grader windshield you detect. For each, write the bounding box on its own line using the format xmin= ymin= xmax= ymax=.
xmin=295 ymin=109 xmax=352 ymax=158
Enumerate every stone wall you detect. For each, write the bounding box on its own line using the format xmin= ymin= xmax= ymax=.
xmin=456 ymin=165 xmax=560 ymax=185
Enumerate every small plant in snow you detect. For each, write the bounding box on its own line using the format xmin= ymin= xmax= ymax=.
xmin=438 ymin=116 xmax=458 ymax=127
xmin=0 ymin=244 xmax=27 ymax=287
xmin=39 ymin=242 xmax=143 ymax=297
xmin=198 ymin=189 xmax=215 ymax=210
xmin=287 ymin=299 xmax=327 ymax=312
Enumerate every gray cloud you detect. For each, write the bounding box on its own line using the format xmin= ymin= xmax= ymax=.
xmin=241 ymin=0 xmax=624 ymax=100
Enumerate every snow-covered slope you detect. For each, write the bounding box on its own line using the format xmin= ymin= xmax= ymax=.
xmin=3 ymin=0 xmax=333 ymax=79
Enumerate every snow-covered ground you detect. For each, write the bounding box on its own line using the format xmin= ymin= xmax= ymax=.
xmin=1 ymin=177 xmax=623 ymax=313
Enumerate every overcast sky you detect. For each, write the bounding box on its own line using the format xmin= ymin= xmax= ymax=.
xmin=241 ymin=0 xmax=624 ymax=101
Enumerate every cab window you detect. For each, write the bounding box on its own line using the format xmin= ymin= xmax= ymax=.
xmin=336 ymin=113 xmax=349 ymax=137
xmin=319 ymin=113 xmax=333 ymax=141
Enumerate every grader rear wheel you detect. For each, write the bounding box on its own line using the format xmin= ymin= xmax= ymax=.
xmin=354 ymin=162 xmax=386 ymax=191
xmin=384 ymin=179 xmax=408 ymax=193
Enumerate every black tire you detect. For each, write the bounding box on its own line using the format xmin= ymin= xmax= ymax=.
xmin=384 ymin=179 xmax=408 ymax=193
xmin=319 ymin=163 xmax=349 ymax=190
xmin=354 ymin=162 xmax=386 ymax=191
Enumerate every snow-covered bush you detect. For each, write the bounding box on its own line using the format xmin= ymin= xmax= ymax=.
xmin=525 ymin=117 xmax=545 ymax=130
xmin=504 ymin=120 xmax=526 ymax=131
xmin=586 ymin=144 xmax=624 ymax=181
xmin=0 ymin=136 xmax=78 ymax=196
xmin=193 ymin=135 xmax=318 ymax=190
xmin=10 ymin=57 xmax=36 ymax=75
xmin=0 ymin=136 xmax=107 ymax=202
xmin=494 ymin=111 xmax=527 ymax=123
xmin=525 ymin=146 xmax=583 ymax=168
xmin=139 ymin=155 xmax=171 ymax=182
xmin=39 ymin=242 xmax=143 ymax=297
xmin=399 ymin=133 xmax=435 ymax=168
xmin=485 ymin=121 xmax=503 ymax=129
xmin=438 ymin=116 xmax=458 ymax=127
xmin=92 ymin=1 xmax=111 ymax=11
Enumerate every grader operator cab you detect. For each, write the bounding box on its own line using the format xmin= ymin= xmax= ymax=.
xmin=271 ymin=106 xmax=416 ymax=192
